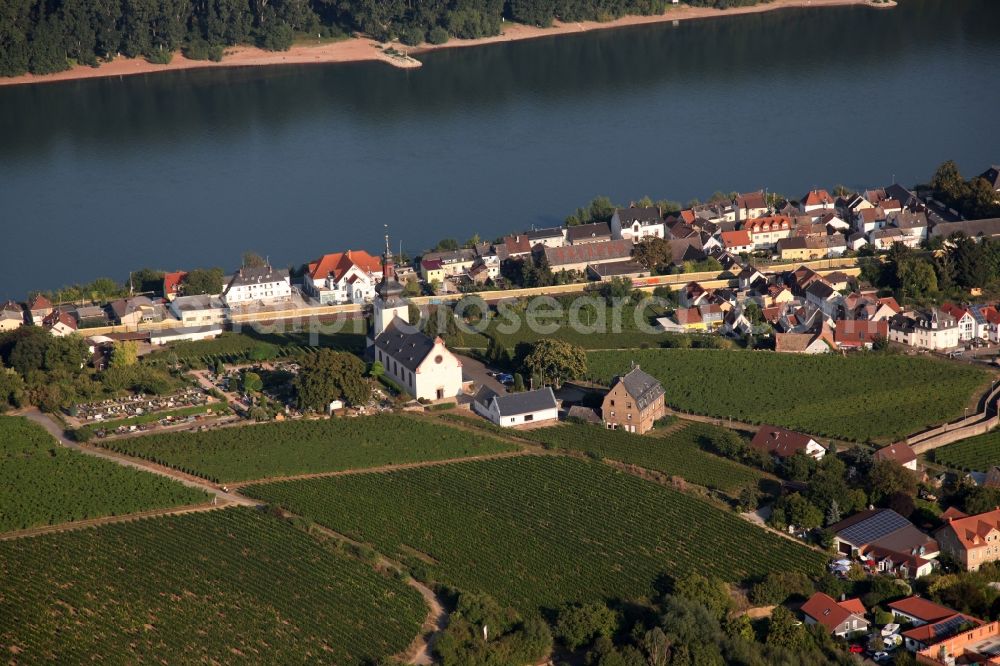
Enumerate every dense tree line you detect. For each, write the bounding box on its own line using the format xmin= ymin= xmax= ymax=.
xmin=931 ymin=160 xmax=1000 ymax=221
xmin=1 ymin=0 xmax=769 ymax=77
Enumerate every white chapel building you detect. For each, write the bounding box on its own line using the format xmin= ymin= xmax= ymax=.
xmin=370 ymin=237 xmax=463 ymax=402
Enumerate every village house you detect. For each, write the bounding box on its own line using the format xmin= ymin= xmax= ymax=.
xmin=525 ymin=226 xmax=567 ymax=249
xmin=370 ymin=240 xmax=463 ymax=402
xmin=861 ymin=545 xmax=935 ymax=580
xmin=888 ymin=308 xmax=960 ymax=350
xmin=0 ymin=301 xmax=25 ymax=332
xmin=902 ymin=612 xmax=984 ymax=652
xmin=42 ymin=309 xmax=77 ymax=337
xmin=889 ymin=597 xmax=965 ymax=630
xmin=496 ymin=234 xmax=533 ymax=261
xmin=472 ymin=387 xmax=558 ymax=427
xmin=73 ymin=305 xmax=108 ymax=328
xmin=543 ymin=240 xmax=634 ymax=274
xmin=941 ymin=303 xmax=977 ymax=342
xmin=149 ymin=325 xmax=223 ymax=346
xmin=737 ymin=266 xmax=766 ymax=291
xmin=800 ymin=189 xmax=835 ymax=213
xmin=800 ymin=593 xmax=869 ymax=638
xmin=750 ymin=425 xmax=826 ymax=460
xmin=162 ymin=271 xmax=187 ymax=301
xmin=587 ymin=260 xmax=648 ymax=281
xmin=889 ymin=210 xmax=929 ymax=242
xmin=169 ymin=295 xmax=228 ymax=327
xmin=744 ymin=215 xmax=792 ymax=249
xmin=856 ymin=207 xmax=888 ymax=234
xmin=915 ymin=620 xmax=1000 ymax=665
xmin=601 ymin=366 xmax=666 ymax=434
xmin=304 ymin=250 xmax=382 ymax=305
xmin=833 ymin=319 xmax=887 ymax=350
xmin=679 ymin=282 xmax=708 ymax=308
xmin=720 ymin=229 xmax=753 ymax=254
xmin=222 ymin=264 xmax=291 ymax=307
xmin=774 ymin=329 xmax=832 ymax=354
xmin=847 ymin=231 xmax=869 ymax=252
xmin=935 ymin=508 xmax=1000 ymax=571
xmin=829 ymin=508 xmax=938 ymax=560
xmin=873 ymin=442 xmax=918 ymax=471
xmin=420 ymin=258 xmax=446 ymax=285
xmin=776 ymin=236 xmax=815 ymax=261
xmin=805 ymin=280 xmax=841 ymax=317
xmin=27 ymin=293 xmax=53 ymax=325
xmin=931 ymin=217 xmax=1000 ymax=242
xmin=733 ymin=190 xmax=768 ymax=222
xmin=566 ymin=222 xmax=612 ymax=245
xmin=611 ymin=207 xmax=665 ymax=242
xmin=109 ymin=296 xmax=164 ymax=327
xmin=420 ymin=248 xmax=477 ymax=277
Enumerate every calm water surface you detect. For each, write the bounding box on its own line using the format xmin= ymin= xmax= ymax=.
xmin=1 ymin=0 xmax=998 ymax=297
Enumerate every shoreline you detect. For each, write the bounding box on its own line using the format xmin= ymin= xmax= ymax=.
xmin=0 ymin=0 xmax=894 ymax=87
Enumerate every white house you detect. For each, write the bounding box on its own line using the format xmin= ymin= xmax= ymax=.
xmin=941 ymin=303 xmax=976 ymax=342
xmin=370 ymin=239 xmax=464 ymax=402
xmin=0 ymin=302 xmax=24 ymax=332
xmin=611 ymin=207 xmax=665 ymax=242
xmin=733 ymin=191 xmax=769 ymax=222
xmin=150 ymin=325 xmax=223 ymax=346
xmin=305 ymin=250 xmax=382 ymax=305
xmin=472 ymin=387 xmax=558 ymax=427
xmin=744 ymin=215 xmax=792 ymax=249
xmin=42 ymin=309 xmax=77 ymax=337
xmin=222 ymin=265 xmax=291 ymax=307
xmin=801 ymin=189 xmax=835 ymax=213
xmin=888 ymin=308 xmax=960 ymax=350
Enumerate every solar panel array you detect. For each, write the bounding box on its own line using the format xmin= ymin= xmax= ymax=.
xmin=932 ymin=616 xmax=970 ymax=640
xmin=839 ymin=510 xmax=911 ymax=545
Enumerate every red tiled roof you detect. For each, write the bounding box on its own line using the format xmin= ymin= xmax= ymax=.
xmin=941 ymin=303 xmax=971 ymax=321
xmin=881 ymin=198 xmax=902 ymax=210
xmin=940 ymin=506 xmax=969 ymax=521
xmin=873 ymin=442 xmax=917 ymax=466
xmin=544 ymin=240 xmax=633 ymax=267
xmin=861 ymin=545 xmax=929 ymax=574
xmin=801 ymin=592 xmax=865 ymax=633
xmin=902 ymin=614 xmax=983 ymax=646
xmin=751 ymin=425 xmax=818 ymax=458
xmin=803 ymin=189 xmax=834 ymax=206
xmin=721 ymin=230 xmax=752 ymax=247
xmin=675 ymin=308 xmax=703 ymax=325
xmin=834 ymin=319 xmax=888 ymax=348
xmin=736 ymin=191 xmax=767 ymax=210
xmin=162 ymin=271 xmax=188 ymax=296
xmin=421 ymin=258 xmax=443 ymax=271
xmin=680 ymin=209 xmax=696 ymax=224
xmin=938 ymin=508 xmax=1000 ymax=552
xmin=28 ymin=294 xmax=52 ymax=311
xmin=745 ymin=215 xmax=792 ymax=234
xmin=308 ymin=250 xmax=381 ymax=282
xmin=888 ymin=596 xmax=958 ymax=623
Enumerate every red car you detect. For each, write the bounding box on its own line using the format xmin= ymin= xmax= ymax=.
xmin=848 ymin=645 xmax=864 ymax=654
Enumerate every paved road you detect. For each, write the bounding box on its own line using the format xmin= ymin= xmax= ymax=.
xmin=19 ymin=408 xmax=260 ymax=507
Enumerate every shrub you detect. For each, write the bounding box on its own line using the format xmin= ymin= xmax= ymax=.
xmin=258 ymin=23 xmax=294 ymax=51
xmin=400 ymin=26 xmax=425 ymax=46
xmin=428 ymin=26 xmax=449 ymax=45
xmin=146 ymin=49 xmax=173 ymax=65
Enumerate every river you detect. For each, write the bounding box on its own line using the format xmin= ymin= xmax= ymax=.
xmin=1 ymin=0 xmax=998 ymax=299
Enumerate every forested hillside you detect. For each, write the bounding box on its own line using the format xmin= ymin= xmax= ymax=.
xmin=0 ymin=0 xmax=767 ymax=77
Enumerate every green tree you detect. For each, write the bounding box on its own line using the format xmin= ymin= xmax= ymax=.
xmin=523 ymin=339 xmax=586 ymax=388
xmin=241 ymin=371 xmax=263 ymax=393
xmin=672 ymin=573 xmax=732 ymax=621
xmin=242 ymin=251 xmax=267 ymax=268
xmin=554 ymin=602 xmax=618 ymax=650
xmin=766 ymin=606 xmax=804 ymax=650
xmin=109 ymin=340 xmax=139 ymax=368
xmin=182 ymin=267 xmax=224 ymax=295
xmin=294 ymin=349 xmax=370 ymax=410
xmin=868 ymin=459 xmax=917 ymax=504
xmin=632 ymin=237 xmax=672 ymax=273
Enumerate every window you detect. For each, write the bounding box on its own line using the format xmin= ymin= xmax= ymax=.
xmin=627 ymin=413 xmax=632 ymax=420
xmin=626 ymin=402 xmax=632 ymax=409
xmin=524 ymin=414 xmax=533 ymax=422
xmin=609 ymin=400 xmax=615 ymax=407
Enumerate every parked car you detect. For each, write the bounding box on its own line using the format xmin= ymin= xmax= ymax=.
xmin=848 ymin=645 xmax=864 ymax=654
xmin=496 ymin=373 xmax=514 ymax=385
xmin=872 ymin=651 xmax=890 ymax=663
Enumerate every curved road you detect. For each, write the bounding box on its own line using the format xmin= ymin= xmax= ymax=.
xmin=19 ymin=408 xmax=260 ymax=507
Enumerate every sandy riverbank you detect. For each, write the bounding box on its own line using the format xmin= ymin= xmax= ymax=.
xmin=0 ymin=0 xmax=892 ymax=88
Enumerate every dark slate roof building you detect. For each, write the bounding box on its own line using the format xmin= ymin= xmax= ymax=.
xmin=566 ymin=222 xmax=612 ymax=245
xmin=615 ymin=367 xmax=665 ymax=411
xmin=373 ymin=319 xmax=435 ymax=373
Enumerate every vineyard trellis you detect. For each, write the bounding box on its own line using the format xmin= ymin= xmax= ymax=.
xmin=103 ymin=414 xmax=517 ymax=483
xmin=586 ymin=349 xmax=989 ymax=443
xmin=244 ymin=456 xmax=826 ymax=614
xmin=933 ymin=430 xmax=1000 ymax=472
xmin=517 ymin=421 xmax=761 ymax=493
xmin=0 ymin=416 xmax=209 ymax=533
xmin=0 ymin=508 xmax=426 ymax=664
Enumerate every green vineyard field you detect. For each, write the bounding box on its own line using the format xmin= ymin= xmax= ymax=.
xmin=0 ymin=416 xmax=208 ymax=533
xmin=106 ymin=414 xmax=517 ymax=483
xmin=587 ymin=349 xmax=988 ymax=442
xmin=244 ymin=456 xmax=825 ymax=613
xmin=0 ymin=508 xmax=426 ymax=663
xmin=933 ymin=430 xmax=1000 ymax=471
xmin=518 ymin=421 xmax=761 ymax=492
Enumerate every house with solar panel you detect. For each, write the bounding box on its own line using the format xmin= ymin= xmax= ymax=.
xmin=601 ymin=366 xmax=666 ymax=434
xmin=829 ymin=509 xmax=939 ymax=576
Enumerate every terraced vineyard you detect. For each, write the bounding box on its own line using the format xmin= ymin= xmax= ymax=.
xmin=0 ymin=509 xmax=426 ymax=663
xmin=244 ymin=456 xmax=825 ymax=613
xmin=587 ymin=349 xmax=989 ymax=442
xmin=933 ymin=430 xmax=1000 ymax=471
xmin=143 ymin=329 xmax=365 ymax=368
xmin=518 ymin=421 xmax=761 ymax=493
xmin=0 ymin=416 xmax=209 ymax=532
xmin=106 ymin=414 xmax=516 ymax=483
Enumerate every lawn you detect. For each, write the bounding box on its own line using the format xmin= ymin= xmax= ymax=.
xmin=104 ymin=414 xmax=517 ymax=483
xmin=0 ymin=416 xmax=209 ymax=533
xmin=518 ymin=421 xmax=761 ymax=493
xmin=0 ymin=508 xmax=425 ymax=664
xmin=243 ymin=456 xmax=825 ymax=614
xmin=586 ymin=349 xmax=990 ymax=443
xmin=933 ymin=430 xmax=1000 ymax=471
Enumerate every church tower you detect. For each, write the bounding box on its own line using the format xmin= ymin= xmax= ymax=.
xmin=372 ymin=229 xmax=409 ymax=339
